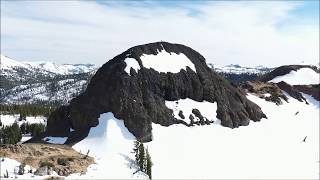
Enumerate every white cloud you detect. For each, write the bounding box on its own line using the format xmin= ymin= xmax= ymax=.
xmin=0 ymin=1 xmax=318 ymax=67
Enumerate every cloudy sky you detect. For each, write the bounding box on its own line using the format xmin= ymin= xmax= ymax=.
xmin=1 ymin=0 xmax=319 ymax=67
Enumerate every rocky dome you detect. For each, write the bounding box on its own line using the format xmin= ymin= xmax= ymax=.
xmin=44 ymin=42 xmax=266 ymax=143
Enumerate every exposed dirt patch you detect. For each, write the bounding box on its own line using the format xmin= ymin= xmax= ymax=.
xmin=0 ymin=143 xmax=94 ymax=176
xmin=239 ymin=81 xmax=288 ymax=105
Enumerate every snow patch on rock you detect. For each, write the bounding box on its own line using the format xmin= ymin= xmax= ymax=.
xmin=124 ymin=58 xmax=141 ymax=75
xmin=140 ymin=50 xmax=196 ymax=73
xmin=165 ymin=98 xmax=217 ymax=124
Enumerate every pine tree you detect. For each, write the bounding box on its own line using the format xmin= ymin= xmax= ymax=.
xmin=145 ymin=147 xmax=153 ymax=179
xmin=138 ymin=142 xmax=145 ymax=171
xmin=11 ymin=122 xmax=22 ymax=143
xmin=133 ymin=141 xmax=140 ymax=163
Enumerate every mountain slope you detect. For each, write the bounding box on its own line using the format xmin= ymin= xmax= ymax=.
xmin=0 ymin=55 xmax=96 ymax=106
xmin=1 ymin=43 xmax=319 ymax=179
xmin=208 ymin=63 xmax=273 ymax=84
xmin=43 ymin=41 xmax=266 ymax=143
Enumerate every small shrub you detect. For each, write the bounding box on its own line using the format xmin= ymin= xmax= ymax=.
xmin=57 ymin=158 xmax=67 ymax=166
xmin=39 ymin=161 xmax=54 ymax=168
xmin=18 ymin=163 xmax=25 ymax=175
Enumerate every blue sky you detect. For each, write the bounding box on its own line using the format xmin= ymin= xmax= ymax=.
xmin=1 ymin=0 xmax=319 ymax=66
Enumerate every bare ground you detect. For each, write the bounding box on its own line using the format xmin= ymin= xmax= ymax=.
xmin=0 ymin=143 xmax=94 ymax=176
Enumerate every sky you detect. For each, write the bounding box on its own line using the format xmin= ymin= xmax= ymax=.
xmin=0 ymin=0 xmax=319 ymax=67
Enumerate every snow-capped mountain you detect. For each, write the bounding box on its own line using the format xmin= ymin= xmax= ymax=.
xmin=1 ymin=42 xmax=319 ymax=179
xmin=0 ymin=54 xmax=96 ymax=105
xmin=1 ymin=54 xmax=275 ymax=106
xmin=208 ymin=63 xmax=273 ymax=74
xmin=207 ymin=63 xmax=273 ymax=84
xmin=1 ymin=54 xmax=96 ymax=75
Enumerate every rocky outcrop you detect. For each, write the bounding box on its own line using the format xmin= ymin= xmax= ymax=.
xmin=44 ymin=42 xmax=266 ymax=143
xmin=293 ymin=84 xmax=320 ymax=101
xmin=34 ymin=166 xmax=53 ymax=176
xmin=239 ymin=81 xmax=288 ymax=105
xmin=276 ymin=81 xmax=308 ymax=103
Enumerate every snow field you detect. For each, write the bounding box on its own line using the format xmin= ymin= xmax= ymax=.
xmin=70 ymin=112 xmax=146 ymax=179
xmin=269 ymin=68 xmax=319 ymax=85
xmin=146 ymin=93 xmax=319 ymax=179
xmin=0 ymin=115 xmax=47 ymax=127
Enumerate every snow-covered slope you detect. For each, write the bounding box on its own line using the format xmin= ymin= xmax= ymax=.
xmin=0 ymin=114 xmax=46 ymax=127
xmin=147 ymin=93 xmax=319 ymax=179
xmin=2 ymin=93 xmax=318 ymax=179
xmin=37 ymin=92 xmax=316 ymax=179
xmin=2 ymin=79 xmax=88 ymax=105
xmin=1 ymin=54 xmax=96 ymax=75
xmin=0 ymin=54 xmax=96 ymax=105
xmin=269 ymin=67 xmax=319 ymax=85
xmin=70 ymin=112 xmax=146 ymax=179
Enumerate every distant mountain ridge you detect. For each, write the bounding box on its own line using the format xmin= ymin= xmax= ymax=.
xmin=208 ymin=63 xmax=273 ymax=75
xmin=0 ymin=54 xmax=96 ymax=106
xmin=1 ymin=54 xmax=96 ymax=75
xmin=1 ymin=54 xmax=317 ymax=106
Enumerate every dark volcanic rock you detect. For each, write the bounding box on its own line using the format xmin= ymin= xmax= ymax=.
xmin=293 ymin=84 xmax=320 ymax=101
xmin=178 ymin=110 xmax=185 ymax=119
xmin=44 ymin=42 xmax=266 ymax=143
xmin=276 ymin=81 xmax=308 ymax=103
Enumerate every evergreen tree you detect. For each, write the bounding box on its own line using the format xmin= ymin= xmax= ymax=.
xmin=20 ymin=123 xmax=26 ymax=134
xmin=0 ymin=122 xmax=22 ymax=144
xmin=145 ymin=148 xmax=153 ymax=179
xmin=138 ymin=142 xmax=145 ymax=171
xmin=133 ymin=141 xmax=140 ymax=163
xmin=132 ymin=140 xmax=153 ymax=179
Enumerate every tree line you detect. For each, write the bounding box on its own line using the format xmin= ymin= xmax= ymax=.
xmin=133 ymin=141 xmax=153 ymax=179
xmin=0 ymin=122 xmax=46 ymax=144
xmin=0 ymin=104 xmax=56 ymax=117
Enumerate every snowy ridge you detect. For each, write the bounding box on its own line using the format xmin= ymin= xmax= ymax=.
xmin=209 ymin=63 xmax=272 ymax=74
xmin=0 ymin=54 xmax=30 ymax=70
xmin=269 ymin=67 xmax=319 ymax=85
xmin=1 ymin=54 xmax=96 ymax=75
xmin=1 ymin=54 xmax=95 ymax=105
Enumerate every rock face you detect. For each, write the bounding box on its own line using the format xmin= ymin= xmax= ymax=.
xmin=45 ymin=42 xmax=266 ymax=143
xmin=276 ymin=81 xmax=307 ymax=103
xmin=293 ymin=84 xmax=320 ymax=101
